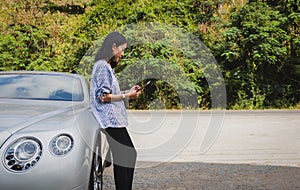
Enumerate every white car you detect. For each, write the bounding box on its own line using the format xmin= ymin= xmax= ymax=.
xmin=0 ymin=71 xmax=109 ymax=190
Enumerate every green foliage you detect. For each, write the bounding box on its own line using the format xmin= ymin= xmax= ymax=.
xmin=214 ymin=1 xmax=300 ymax=109
xmin=0 ymin=24 xmax=50 ymax=71
xmin=0 ymin=0 xmax=299 ymax=109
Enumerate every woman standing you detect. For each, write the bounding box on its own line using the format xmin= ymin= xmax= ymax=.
xmin=90 ymin=31 xmax=140 ymax=190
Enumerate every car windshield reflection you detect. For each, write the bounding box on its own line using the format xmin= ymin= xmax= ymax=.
xmin=0 ymin=74 xmax=84 ymax=101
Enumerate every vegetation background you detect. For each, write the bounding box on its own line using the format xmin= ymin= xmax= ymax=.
xmin=0 ymin=0 xmax=299 ymax=110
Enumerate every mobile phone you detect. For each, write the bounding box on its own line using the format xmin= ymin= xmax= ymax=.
xmin=136 ymin=80 xmax=151 ymax=92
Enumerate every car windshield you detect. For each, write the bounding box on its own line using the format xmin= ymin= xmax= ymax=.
xmin=0 ymin=73 xmax=84 ymax=101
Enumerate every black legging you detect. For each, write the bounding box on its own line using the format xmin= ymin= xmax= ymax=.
xmin=104 ymin=127 xmax=137 ymax=190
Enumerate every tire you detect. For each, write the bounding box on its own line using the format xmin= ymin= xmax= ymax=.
xmin=88 ymin=137 xmax=103 ymax=190
xmin=104 ymin=148 xmax=112 ymax=168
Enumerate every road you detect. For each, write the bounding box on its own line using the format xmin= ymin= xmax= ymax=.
xmin=127 ymin=110 xmax=300 ymax=167
xmin=102 ymin=110 xmax=300 ymax=189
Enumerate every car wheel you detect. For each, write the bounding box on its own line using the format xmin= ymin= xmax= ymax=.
xmin=104 ymin=148 xmax=112 ymax=168
xmin=89 ymin=138 xmax=103 ymax=190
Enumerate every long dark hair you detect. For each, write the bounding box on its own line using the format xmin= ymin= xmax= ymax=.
xmin=95 ymin=31 xmax=127 ymax=63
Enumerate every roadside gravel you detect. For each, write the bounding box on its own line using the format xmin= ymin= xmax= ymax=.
xmin=102 ymin=161 xmax=300 ymax=190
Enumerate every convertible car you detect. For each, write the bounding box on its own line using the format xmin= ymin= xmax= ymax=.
xmin=0 ymin=71 xmax=109 ymax=190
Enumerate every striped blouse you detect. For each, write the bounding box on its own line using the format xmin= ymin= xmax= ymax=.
xmin=90 ymin=60 xmax=128 ymax=129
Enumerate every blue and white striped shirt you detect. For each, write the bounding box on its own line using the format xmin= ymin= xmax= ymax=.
xmin=90 ymin=60 xmax=128 ymax=129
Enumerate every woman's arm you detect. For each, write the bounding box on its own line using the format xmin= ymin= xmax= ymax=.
xmin=99 ymin=85 xmax=141 ymax=103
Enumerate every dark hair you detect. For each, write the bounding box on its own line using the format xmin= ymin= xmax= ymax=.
xmin=95 ymin=31 xmax=127 ymax=62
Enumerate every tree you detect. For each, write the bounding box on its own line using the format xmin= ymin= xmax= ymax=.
xmin=216 ymin=1 xmax=299 ymax=108
xmin=0 ymin=0 xmax=88 ymax=72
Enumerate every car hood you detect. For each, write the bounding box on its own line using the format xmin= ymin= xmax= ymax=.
xmin=0 ymin=100 xmax=87 ymax=148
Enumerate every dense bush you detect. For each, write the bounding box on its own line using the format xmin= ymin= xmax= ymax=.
xmin=0 ymin=0 xmax=299 ymax=109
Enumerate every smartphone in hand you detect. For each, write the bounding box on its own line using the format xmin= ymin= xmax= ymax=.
xmin=136 ymin=80 xmax=151 ymax=92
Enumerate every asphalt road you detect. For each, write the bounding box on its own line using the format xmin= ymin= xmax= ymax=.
xmin=102 ymin=110 xmax=300 ymax=189
xmin=103 ymin=161 xmax=300 ymax=189
xmin=127 ymin=110 xmax=300 ymax=167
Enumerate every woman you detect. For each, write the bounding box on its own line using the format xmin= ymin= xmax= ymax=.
xmin=90 ymin=31 xmax=140 ymax=190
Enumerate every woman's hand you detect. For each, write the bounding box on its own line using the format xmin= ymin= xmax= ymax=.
xmin=126 ymin=85 xmax=141 ymax=99
xmin=130 ymin=85 xmax=141 ymax=92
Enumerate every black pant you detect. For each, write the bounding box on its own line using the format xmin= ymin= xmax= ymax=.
xmin=105 ymin=127 xmax=137 ymax=190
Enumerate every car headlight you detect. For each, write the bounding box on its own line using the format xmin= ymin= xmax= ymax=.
xmin=50 ymin=134 xmax=73 ymax=156
xmin=3 ymin=137 xmax=42 ymax=172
